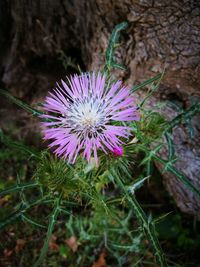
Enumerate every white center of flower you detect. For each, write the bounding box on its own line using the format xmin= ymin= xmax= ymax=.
xmin=78 ymin=101 xmax=101 ymax=126
xmin=63 ymin=96 xmax=108 ymax=134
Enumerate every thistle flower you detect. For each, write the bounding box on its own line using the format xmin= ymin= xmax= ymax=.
xmin=41 ymin=72 xmax=139 ymax=164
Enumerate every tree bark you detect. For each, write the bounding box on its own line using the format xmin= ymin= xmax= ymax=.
xmin=0 ymin=0 xmax=200 ymax=218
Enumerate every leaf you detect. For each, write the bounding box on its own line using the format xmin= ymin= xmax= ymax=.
xmin=111 ymin=63 xmax=126 ymax=70
xmin=165 ymin=132 xmax=175 ymax=160
xmin=49 ymin=234 xmax=59 ymax=251
xmin=138 ymin=145 xmax=200 ymax=199
xmin=166 ymin=102 xmax=200 ymax=132
xmin=21 ymin=214 xmax=47 ymax=229
xmin=0 ymin=129 xmax=40 ymax=158
xmin=0 ymin=181 xmax=38 ymax=197
xmin=165 ymin=163 xmax=200 ymax=198
xmin=105 ymin=22 xmax=128 ymax=71
xmin=92 ymin=249 xmax=107 ymax=267
xmin=128 ymin=176 xmax=149 ymax=194
xmin=131 ymin=73 xmax=162 ymax=93
xmin=15 ymin=239 xmax=26 ymax=253
xmin=59 ymin=244 xmax=68 ymax=258
xmin=3 ymin=248 xmax=13 ymax=257
xmin=0 ymin=89 xmax=43 ymax=117
xmin=139 ymin=70 xmax=165 ymax=108
xmin=65 ymin=236 xmax=78 ymax=252
xmin=0 ymin=196 xmax=53 ymax=231
xmin=0 ymin=195 xmax=10 ymax=205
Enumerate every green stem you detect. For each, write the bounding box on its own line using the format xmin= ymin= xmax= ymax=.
xmin=111 ymin=169 xmax=168 ymax=267
xmin=33 ymin=194 xmax=62 ymax=267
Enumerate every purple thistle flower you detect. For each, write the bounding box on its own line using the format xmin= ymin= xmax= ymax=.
xmin=41 ymin=72 xmax=139 ymax=164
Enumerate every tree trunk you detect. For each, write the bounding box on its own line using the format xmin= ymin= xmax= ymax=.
xmin=1 ymin=0 xmax=200 ymax=218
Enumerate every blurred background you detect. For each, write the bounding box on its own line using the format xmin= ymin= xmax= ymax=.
xmin=0 ymin=1 xmax=200 ymax=266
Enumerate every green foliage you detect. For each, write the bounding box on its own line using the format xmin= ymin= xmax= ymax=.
xmin=134 ymin=110 xmax=166 ymax=143
xmin=64 ymin=209 xmax=144 ymax=266
xmin=34 ymin=194 xmax=62 ymax=267
xmin=157 ymin=214 xmax=200 ymax=250
xmin=166 ymin=102 xmax=200 ymax=132
xmin=0 ymin=89 xmax=43 ymax=118
xmin=104 ymin=21 xmax=128 ymax=72
xmin=131 ymin=73 xmax=163 ymax=93
xmin=0 ymin=129 xmax=38 ymax=184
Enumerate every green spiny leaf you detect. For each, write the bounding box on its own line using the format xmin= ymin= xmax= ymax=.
xmin=139 ymin=70 xmax=165 ymax=108
xmin=128 ymin=176 xmax=149 ymax=194
xmin=0 ymin=89 xmax=43 ymax=117
xmin=131 ymin=73 xmax=162 ymax=93
xmin=22 ymin=214 xmax=47 ymax=229
xmin=0 ymin=181 xmax=39 ymax=197
xmin=165 ymin=132 xmax=175 ymax=160
xmin=0 ymin=196 xmax=52 ymax=231
xmin=166 ymin=103 xmax=200 ymax=132
xmin=0 ymin=129 xmax=40 ymax=159
xmin=138 ymin=145 xmax=200 ymax=199
xmin=105 ymin=21 xmax=128 ymax=71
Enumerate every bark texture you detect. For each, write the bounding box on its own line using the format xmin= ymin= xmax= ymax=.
xmin=0 ymin=0 xmax=200 ymax=217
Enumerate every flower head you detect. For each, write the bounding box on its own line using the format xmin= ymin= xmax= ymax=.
xmin=41 ymin=72 xmax=139 ymax=164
